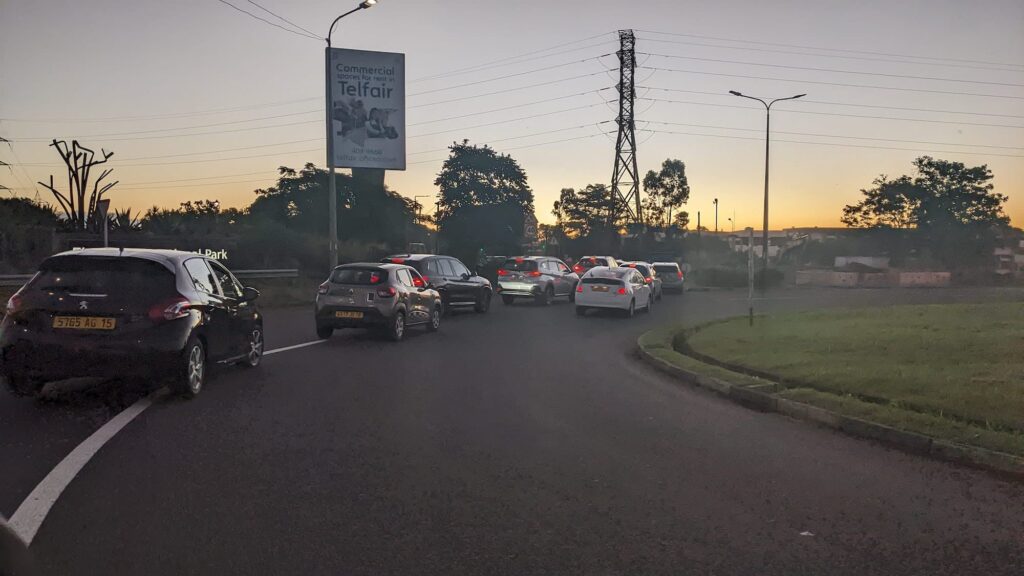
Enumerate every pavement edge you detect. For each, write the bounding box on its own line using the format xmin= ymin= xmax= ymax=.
xmin=636 ymin=326 xmax=1024 ymax=480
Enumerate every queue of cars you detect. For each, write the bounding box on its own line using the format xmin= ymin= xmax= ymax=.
xmin=0 ymin=249 xmax=684 ymax=399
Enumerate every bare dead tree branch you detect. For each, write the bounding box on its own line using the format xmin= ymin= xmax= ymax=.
xmin=42 ymin=139 xmax=117 ymax=231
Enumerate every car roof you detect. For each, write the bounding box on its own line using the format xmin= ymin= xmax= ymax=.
xmin=382 ymin=253 xmax=440 ymax=261
xmin=652 ymin=261 xmax=680 ymax=266
xmin=504 ymin=255 xmax=548 ymax=261
xmin=336 ymin=262 xmax=405 ymax=270
xmin=579 ymin=255 xmax=615 ymax=260
xmin=45 ymin=247 xmax=204 ymax=272
xmin=584 ymin=266 xmax=631 ymax=277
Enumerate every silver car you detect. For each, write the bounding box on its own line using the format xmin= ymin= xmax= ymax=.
xmin=314 ymin=263 xmax=441 ymax=341
xmin=621 ymin=261 xmax=663 ymax=301
xmin=495 ymin=256 xmax=579 ymax=305
xmin=652 ymin=261 xmax=685 ymax=293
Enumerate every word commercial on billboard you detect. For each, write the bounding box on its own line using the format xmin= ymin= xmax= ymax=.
xmin=328 ymin=48 xmax=406 ymax=170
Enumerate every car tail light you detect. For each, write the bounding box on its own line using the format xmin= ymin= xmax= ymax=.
xmin=527 ymin=271 xmax=542 ymax=277
xmin=515 ymin=257 xmax=525 ymax=263
xmin=318 ymin=282 xmax=330 ymax=294
xmin=4 ymin=293 xmax=23 ymax=316
xmin=420 ymin=275 xmax=430 ymax=284
xmin=412 ymin=276 xmax=425 ymax=288
xmin=377 ymin=286 xmax=396 ymax=298
xmin=628 ymin=263 xmax=636 ymax=268
xmin=576 ymin=284 xmax=583 ymax=293
xmin=370 ymin=273 xmax=383 ymax=284
xmin=645 ymin=277 xmax=653 ymax=284
xmin=497 ymin=269 xmax=508 ymax=276
xmin=149 ymin=296 xmax=191 ymax=323
xmin=573 ymin=265 xmax=583 ymax=273
xmin=617 ymin=287 xmax=627 ymax=295
xmin=390 ymin=258 xmax=405 ymax=264
xmin=677 ymin=271 xmax=684 ymax=280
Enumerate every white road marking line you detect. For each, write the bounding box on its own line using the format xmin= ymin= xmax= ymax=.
xmin=263 ymin=340 xmax=324 ymax=356
xmin=8 ymin=339 xmax=322 ymax=545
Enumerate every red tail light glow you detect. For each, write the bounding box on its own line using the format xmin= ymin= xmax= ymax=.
xmin=370 ymin=273 xmax=383 ymax=284
xmin=617 ymin=287 xmax=627 ymax=295
xmin=573 ymin=265 xmax=584 ymax=273
xmin=645 ymin=277 xmax=653 ymax=284
xmin=497 ymin=269 xmax=508 ymax=276
xmin=527 ymin=271 xmax=542 ymax=277
xmin=678 ymin=271 xmax=684 ymax=279
xmin=420 ymin=275 xmax=430 ymax=284
xmin=149 ymin=296 xmax=191 ymax=323
xmin=412 ymin=275 xmax=425 ymax=288
xmin=4 ymin=293 xmax=23 ymax=316
xmin=576 ymin=284 xmax=583 ymax=293
xmin=377 ymin=286 xmax=397 ymax=298
xmin=628 ymin=263 xmax=636 ymax=268
xmin=390 ymin=258 xmax=405 ymax=264
xmin=318 ymin=282 xmax=329 ymax=294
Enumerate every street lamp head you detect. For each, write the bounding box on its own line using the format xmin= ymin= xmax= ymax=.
xmin=728 ymin=90 xmax=743 ymax=96
xmin=360 ymin=0 xmax=377 ymax=8
xmin=793 ymin=93 xmax=806 ymax=99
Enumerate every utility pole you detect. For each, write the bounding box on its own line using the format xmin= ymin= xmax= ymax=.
xmin=713 ymin=198 xmax=718 ymax=233
xmin=610 ymin=29 xmax=641 ymax=226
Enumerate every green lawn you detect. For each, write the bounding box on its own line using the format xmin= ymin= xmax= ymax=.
xmin=685 ymin=303 xmax=1024 ymax=433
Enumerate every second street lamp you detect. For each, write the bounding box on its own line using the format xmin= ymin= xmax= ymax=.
xmin=325 ymin=0 xmax=379 ymax=269
xmin=728 ymin=90 xmax=805 ymax=284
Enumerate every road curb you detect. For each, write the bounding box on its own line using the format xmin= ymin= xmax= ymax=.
xmin=636 ymin=330 xmax=1024 ymax=480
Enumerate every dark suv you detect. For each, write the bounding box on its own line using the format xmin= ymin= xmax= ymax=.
xmin=382 ymin=254 xmax=492 ymax=314
xmin=0 ymin=248 xmax=263 ymax=398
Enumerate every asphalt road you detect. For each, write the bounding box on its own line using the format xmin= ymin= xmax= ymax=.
xmin=4 ymin=287 xmax=1024 ymax=575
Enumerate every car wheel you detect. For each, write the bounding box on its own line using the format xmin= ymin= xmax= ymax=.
xmin=575 ymin=305 xmax=587 ymax=317
xmin=173 ymin=336 xmax=206 ymax=398
xmin=427 ymin=306 xmax=441 ymax=332
xmin=1 ymin=372 xmax=41 ymax=397
xmin=501 ymin=294 xmax=515 ymax=305
xmin=241 ymin=325 xmax=264 ymax=368
xmin=316 ymin=324 xmax=333 ymax=340
xmin=474 ymin=291 xmax=491 ymax=313
xmin=388 ymin=311 xmax=406 ymax=342
xmin=625 ymin=299 xmax=635 ymax=318
xmin=536 ymin=286 xmax=553 ymax=306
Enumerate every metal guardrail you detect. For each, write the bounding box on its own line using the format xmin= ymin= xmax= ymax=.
xmin=0 ymin=275 xmax=33 ymax=287
xmin=0 ymin=269 xmax=299 ymax=288
xmin=232 ymin=269 xmax=299 ymax=280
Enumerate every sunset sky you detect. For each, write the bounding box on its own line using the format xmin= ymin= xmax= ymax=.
xmin=1 ymin=0 xmax=1022 ymax=230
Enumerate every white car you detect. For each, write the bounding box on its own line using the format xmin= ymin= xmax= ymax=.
xmin=620 ymin=261 xmax=663 ymax=301
xmin=574 ymin=266 xmax=653 ymax=317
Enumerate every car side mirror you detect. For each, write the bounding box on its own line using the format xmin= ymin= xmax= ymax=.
xmin=461 ymin=272 xmax=471 ymax=280
xmin=242 ymin=286 xmax=260 ymax=302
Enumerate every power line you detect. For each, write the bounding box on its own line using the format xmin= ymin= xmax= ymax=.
xmin=409 ymin=88 xmax=612 ymax=126
xmin=11 ymin=119 xmax=321 ymax=143
xmin=12 ymin=110 xmax=321 ymax=141
xmin=409 ymin=71 xmax=614 ymax=109
xmin=122 ymin=170 xmax=276 ymax=185
xmin=644 ymin=120 xmax=1024 ymax=150
xmin=639 ymin=66 xmax=1024 ymax=100
xmin=639 ymin=97 xmax=1024 ymax=129
xmin=408 ymin=56 xmax=612 ymax=97
xmin=409 ymin=41 xmax=615 ymax=85
xmin=118 ymin=138 xmax=321 ymax=161
xmin=635 ymin=36 xmax=1024 ymax=74
xmin=408 ymin=131 xmax=613 ymax=166
xmin=635 ymin=29 xmax=1024 ymax=70
xmin=0 ymin=97 xmax=320 ymax=123
xmin=214 ymin=0 xmax=319 ymax=40
xmin=638 ymin=52 xmax=1024 ymax=88
xmin=408 ymin=122 xmax=612 ymax=156
xmin=118 ymin=177 xmax=277 ymax=191
xmin=245 ymin=0 xmax=318 ymax=38
xmin=411 ymin=32 xmax=615 ymax=82
xmin=638 ymin=86 xmax=1024 ymax=119
xmin=640 ymin=128 xmax=1024 ymax=158
xmin=409 ymin=103 xmax=608 ymax=139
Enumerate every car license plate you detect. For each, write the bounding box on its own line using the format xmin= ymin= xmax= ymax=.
xmin=335 ymin=311 xmax=363 ymax=319
xmin=52 ymin=316 xmax=116 ymax=330
xmin=591 ymin=285 xmax=609 ymax=292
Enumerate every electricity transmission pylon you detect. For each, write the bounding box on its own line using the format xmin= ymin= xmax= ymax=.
xmin=610 ymin=29 xmax=642 ymax=226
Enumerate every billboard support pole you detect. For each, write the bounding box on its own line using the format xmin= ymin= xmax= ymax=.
xmin=325 ymin=44 xmax=339 ymax=269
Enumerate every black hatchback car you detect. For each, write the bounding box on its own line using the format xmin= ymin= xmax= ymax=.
xmin=0 ymin=248 xmax=263 ymax=398
xmin=382 ymin=254 xmax=492 ymax=314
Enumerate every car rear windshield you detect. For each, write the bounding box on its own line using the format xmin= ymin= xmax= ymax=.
xmin=654 ymin=265 xmax=679 ymax=274
xmin=31 ymin=256 xmax=177 ymax=297
xmin=501 ymin=259 xmax=538 ymax=272
xmin=577 ymin=258 xmax=608 ymax=268
xmin=330 ymin=268 xmax=388 ymax=284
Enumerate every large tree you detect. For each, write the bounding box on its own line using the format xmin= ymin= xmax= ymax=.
xmin=841 ymin=156 xmax=1009 ymax=265
xmin=552 ymin=184 xmax=624 ymax=238
xmin=642 ymin=159 xmax=690 ymax=230
xmin=434 ymin=141 xmax=535 ymax=258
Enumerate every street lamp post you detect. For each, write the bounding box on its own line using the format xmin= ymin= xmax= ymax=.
xmin=713 ymin=197 xmax=718 ymax=233
xmin=326 ymin=0 xmax=378 ymax=269
xmin=728 ymin=90 xmax=805 ymax=283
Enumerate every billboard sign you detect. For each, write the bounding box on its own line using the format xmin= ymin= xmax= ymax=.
xmin=328 ymin=48 xmax=405 ymax=170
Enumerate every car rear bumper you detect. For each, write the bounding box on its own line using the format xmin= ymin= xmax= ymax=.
xmin=575 ymin=296 xmax=630 ymax=310
xmin=496 ymin=282 xmax=542 ymax=297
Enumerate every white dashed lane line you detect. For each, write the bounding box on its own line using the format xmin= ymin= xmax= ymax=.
xmin=7 ymin=339 xmax=324 ymax=545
